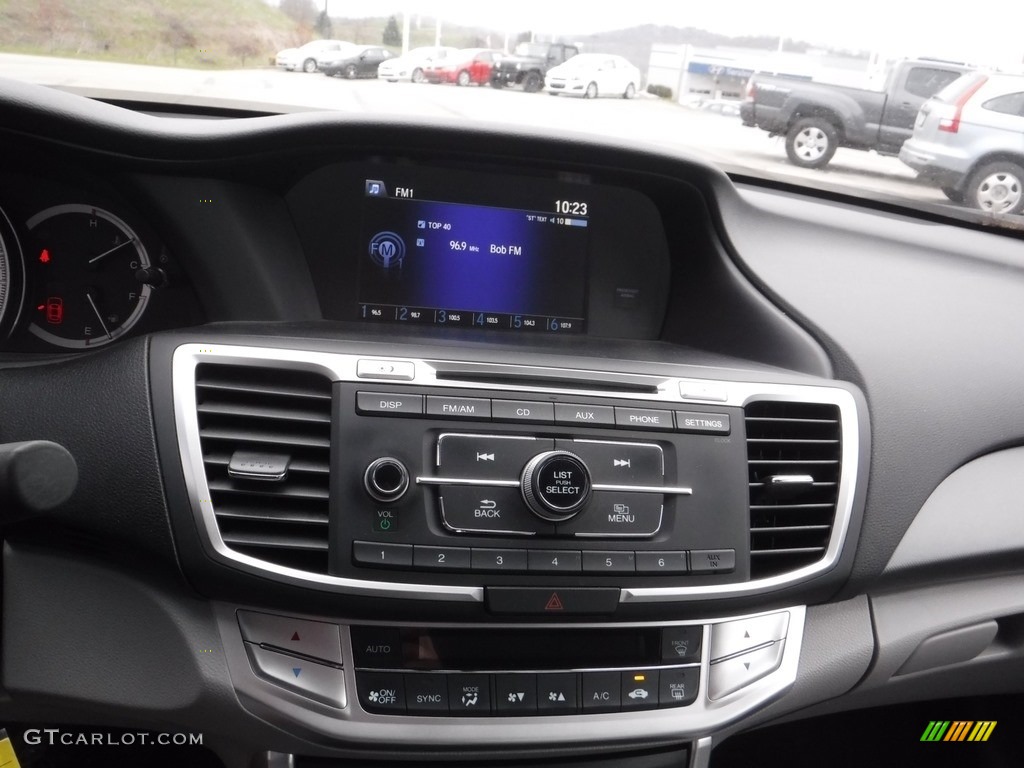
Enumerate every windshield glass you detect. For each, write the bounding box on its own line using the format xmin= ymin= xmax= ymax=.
xmin=2 ymin=0 xmax=1022 ymax=226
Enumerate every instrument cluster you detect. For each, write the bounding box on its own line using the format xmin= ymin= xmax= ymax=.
xmin=0 ymin=169 xmax=202 ymax=352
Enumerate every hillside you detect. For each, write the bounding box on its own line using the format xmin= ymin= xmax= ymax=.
xmin=0 ymin=0 xmax=305 ymax=68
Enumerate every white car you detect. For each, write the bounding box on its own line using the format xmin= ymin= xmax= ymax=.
xmin=378 ymin=46 xmax=458 ymax=83
xmin=544 ymin=53 xmax=641 ymax=99
xmin=275 ymin=40 xmax=352 ymax=73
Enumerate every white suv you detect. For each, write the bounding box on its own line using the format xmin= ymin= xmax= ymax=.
xmin=275 ymin=40 xmax=351 ymax=73
xmin=901 ymin=72 xmax=1024 ymax=214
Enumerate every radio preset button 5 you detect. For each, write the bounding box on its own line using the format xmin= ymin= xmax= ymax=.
xmin=437 ymin=434 xmax=552 ymax=480
xmin=439 ymin=486 xmax=553 ymax=536
xmin=521 ymin=451 xmax=592 ymax=522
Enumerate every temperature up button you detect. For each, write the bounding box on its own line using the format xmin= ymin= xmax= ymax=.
xmin=521 ymin=451 xmax=592 ymax=522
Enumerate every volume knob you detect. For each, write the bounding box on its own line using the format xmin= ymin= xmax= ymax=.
xmin=521 ymin=451 xmax=592 ymax=522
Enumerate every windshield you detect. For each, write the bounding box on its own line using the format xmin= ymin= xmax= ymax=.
xmin=2 ymin=0 xmax=1023 ymax=226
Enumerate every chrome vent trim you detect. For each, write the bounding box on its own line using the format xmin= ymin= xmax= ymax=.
xmin=196 ymin=363 xmax=332 ymax=573
xmin=172 ymin=344 xmax=863 ymax=604
xmin=745 ymin=400 xmax=842 ymax=578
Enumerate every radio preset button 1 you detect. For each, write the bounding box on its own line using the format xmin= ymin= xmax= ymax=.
xmin=356 ymin=391 xmax=423 ymax=415
xmin=440 ymin=486 xmax=553 ymax=536
xmin=557 ymin=492 xmax=662 ymax=537
xmin=558 ymin=439 xmax=664 ymax=486
xmin=522 ymin=451 xmax=592 ymax=522
xmin=554 ymin=403 xmax=615 ymax=426
xmin=491 ymin=400 xmax=555 ymax=423
xmin=353 ymin=541 xmax=413 ymax=568
xmin=426 ymin=396 xmax=492 ymax=419
xmin=614 ymin=407 xmax=674 ymax=431
xmin=676 ymin=411 xmax=731 ymax=435
xmin=437 ymin=434 xmax=552 ymax=480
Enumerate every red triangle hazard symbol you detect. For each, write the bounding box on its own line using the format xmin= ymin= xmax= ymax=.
xmin=545 ymin=593 xmax=565 ymax=611
xmin=291 ymin=632 xmax=301 ymax=641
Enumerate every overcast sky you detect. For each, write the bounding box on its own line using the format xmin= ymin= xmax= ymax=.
xmin=313 ymin=0 xmax=1022 ymax=68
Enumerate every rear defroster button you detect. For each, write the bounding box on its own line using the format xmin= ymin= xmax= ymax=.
xmin=522 ymin=451 xmax=592 ymax=522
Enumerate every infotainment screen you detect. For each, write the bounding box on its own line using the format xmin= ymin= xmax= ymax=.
xmin=357 ymin=179 xmax=589 ymax=333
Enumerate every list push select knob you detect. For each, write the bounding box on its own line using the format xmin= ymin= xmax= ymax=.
xmin=521 ymin=450 xmax=592 ymax=522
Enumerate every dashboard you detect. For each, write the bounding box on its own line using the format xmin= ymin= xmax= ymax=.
xmin=1 ymin=76 xmax=1024 ymax=768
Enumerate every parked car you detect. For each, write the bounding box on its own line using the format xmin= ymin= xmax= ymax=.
xmin=275 ymin=40 xmax=351 ymax=73
xmin=699 ymin=99 xmax=742 ymax=117
xmin=423 ymin=48 xmax=499 ymax=86
xmin=544 ymin=53 xmax=641 ymax=99
xmin=741 ymin=59 xmax=972 ymax=168
xmin=491 ymin=41 xmax=579 ymax=92
xmin=900 ymin=72 xmax=1024 ymax=214
xmin=321 ymin=45 xmax=395 ymax=79
xmin=377 ymin=46 xmax=457 ymax=83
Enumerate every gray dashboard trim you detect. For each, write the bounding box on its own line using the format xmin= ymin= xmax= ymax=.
xmin=883 ymin=446 xmax=1024 ymax=576
xmin=173 ymin=343 xmax=862 ymax=603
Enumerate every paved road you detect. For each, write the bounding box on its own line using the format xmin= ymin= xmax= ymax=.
xmin=0 ymin=53 xmax=949 ymax=208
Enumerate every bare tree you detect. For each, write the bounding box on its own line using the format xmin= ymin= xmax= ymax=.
xmin=280 ymin=0 xmax=318 ymax=28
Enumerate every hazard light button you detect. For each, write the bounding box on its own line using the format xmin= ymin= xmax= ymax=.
xmin=485 ymin=587 xmax=620 ymax=615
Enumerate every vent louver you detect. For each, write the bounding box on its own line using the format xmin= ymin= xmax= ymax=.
xmin=745 ymin=400 xmax=841 ymax=579
xmin=195 ymin=363 xmax=332 ymax=574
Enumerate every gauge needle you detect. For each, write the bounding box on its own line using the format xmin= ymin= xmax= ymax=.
xmin=86 ymin=291 xmax=112 ymax=339
xmin=88 ymin=238 xmax=134 ymax=265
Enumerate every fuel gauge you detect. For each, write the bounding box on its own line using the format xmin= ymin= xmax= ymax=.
xmin=26 ymin=204 xmax=153 ymax=348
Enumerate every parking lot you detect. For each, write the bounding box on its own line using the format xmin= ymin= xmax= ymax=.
xmin=1 ymin=54 xmax=949 ymax=209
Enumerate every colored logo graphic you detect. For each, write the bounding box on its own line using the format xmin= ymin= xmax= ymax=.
xmin=921 ymin=721 xmax=997 ymax=742
xmin=0 ymin=728 xmax=23 ymax=768
xmin=368 ymin=231 xmax=406 ymax=269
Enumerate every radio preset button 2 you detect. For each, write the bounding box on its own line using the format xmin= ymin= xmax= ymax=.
xmin=521 ymin=451 xmax=592 ymax=522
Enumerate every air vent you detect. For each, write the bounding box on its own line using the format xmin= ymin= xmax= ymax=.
xmin=195 ymin=363 xmax=332 ymax=574
xmin=745 ymin=400 xmax=841 ymax=579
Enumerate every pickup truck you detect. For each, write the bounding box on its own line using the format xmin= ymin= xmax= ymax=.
xmin=740 ymin=59 xmax=971 ymax=168
xmin=491 ymin=42 xmax=579 ymax=93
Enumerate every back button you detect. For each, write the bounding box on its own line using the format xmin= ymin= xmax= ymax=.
xmin=440 ymin=486 xmax=552 ymax=536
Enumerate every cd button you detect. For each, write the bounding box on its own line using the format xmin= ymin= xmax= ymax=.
xmin=440 ymin=486 xmax=553 ymax=536
xmin=553 ymin=403 xmax=615 ymax=426
xmin=426 ymin=396 xmax=491 ymax=420
xmin=557 ymin=492 xmax=662 ymax=537
xmin=558 ymin=439 xmax=663 ymax=485
xmin=491 ymin=400 xmax=555 ymax=423
xmin=437 ymin=434 xmax=552 ymax=480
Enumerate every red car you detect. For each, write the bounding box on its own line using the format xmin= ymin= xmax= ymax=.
xmin=423 ymin=48 xmax=498 ymax=86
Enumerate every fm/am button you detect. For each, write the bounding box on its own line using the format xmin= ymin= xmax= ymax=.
xmin=427 ymin=396 xmax=491 ymax=419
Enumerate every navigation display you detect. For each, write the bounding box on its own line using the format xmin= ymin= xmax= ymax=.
xmin=357 ymin=179 xmax=589 ymax=333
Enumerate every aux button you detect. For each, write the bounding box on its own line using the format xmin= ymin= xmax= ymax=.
xmin=521 ymin=451 xmax=592 ymax=522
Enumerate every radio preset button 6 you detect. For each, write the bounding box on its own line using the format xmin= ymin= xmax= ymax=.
xmin=521 ymin=451 xmax=592 ymax=522
xmin=440 ymin=486 xmax=553 ymax=536
xmin=557 ymin=492 xmax=663 ymax=537
xmin=437 ymin=434 xmax=552 ymax=480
